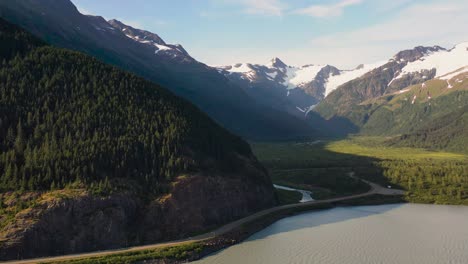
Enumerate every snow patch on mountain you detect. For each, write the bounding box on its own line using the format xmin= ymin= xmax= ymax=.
xmin=286 ymin=64 xmax=326 ymax=89
xmin=439 ymin=66 xmax=468 ymax=80
xmin=396 ymin=42 xmax=468 ymax=80
xmin=217 ymin=58 xmax=386 ymax=100
xmin=154 ymin=44 xmax=172 ymax=53
xmin=266 ymin=71 xmax=278 ymax=79
xmin=325 ymin=61 xmax=387 ymax=96
xmin=225 ymin=63 xmax=254 ymax=74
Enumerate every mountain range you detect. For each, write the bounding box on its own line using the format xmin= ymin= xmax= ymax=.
xmin=1 ymin=0 xmax=466 ymax=146
xmin=0 ymin=0 xmax=316 ymax=141
xmin=216 ymin=57 xmax=387 ymax=118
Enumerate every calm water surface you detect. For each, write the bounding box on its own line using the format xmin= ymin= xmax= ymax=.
xmin=194 ymin=204 xmax=468 ymax=264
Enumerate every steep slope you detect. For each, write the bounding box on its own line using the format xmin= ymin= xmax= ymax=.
xmin=312 ymin=44 xmax=468 ymax=150
xmin=358 ymin=69 xmax=468 ymax=152
xmin=0 ymin=0 xmax=315 ymax=140
xmin=217 ymin=58 xmax=385 ymax=117
xmin=315 ymin=45 xmax=446 ymax=124
xmin=0 ymin=18 xmax=275 ymax=260
xmin=390 ymin=105 xmax=467 ymax=153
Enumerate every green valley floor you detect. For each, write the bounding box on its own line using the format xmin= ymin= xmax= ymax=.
xmin=252 ymin=136 xmax=467 ymax=205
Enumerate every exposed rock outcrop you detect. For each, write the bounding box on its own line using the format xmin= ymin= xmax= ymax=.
xmin=0 ymin=173 xmax=275 ymax=260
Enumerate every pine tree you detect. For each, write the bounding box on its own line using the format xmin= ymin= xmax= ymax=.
xmin=14 ymin=120 xmax=25 ymax=153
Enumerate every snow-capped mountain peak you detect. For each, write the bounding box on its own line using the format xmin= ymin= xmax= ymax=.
xmin=270 ymin=57 xmax=288 ymax=69
xmin=215 ymin=57 xmax=384 ymax=117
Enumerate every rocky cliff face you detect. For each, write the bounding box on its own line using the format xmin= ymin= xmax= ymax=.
xmin=0 ymin=172 xmax=275 ymax=260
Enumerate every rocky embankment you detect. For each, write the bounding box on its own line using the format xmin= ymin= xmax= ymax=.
xmin=0 ymin=173 xmax=275 ymax=261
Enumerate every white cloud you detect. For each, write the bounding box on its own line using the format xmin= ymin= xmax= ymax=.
xmin=294 ymin=0 xmax=363 ymax=18
xmin=279 ymin=0 xmax=468 ymax=68
xmin=309 ymin=2 xmax=466 ymax=47
xmin=186 ymin=0 xmax=468 ymax=70
xmin=243 ymin=0 xmax=284 ymax=16
xmin=220 ymin=0 xmax=285 ymax=16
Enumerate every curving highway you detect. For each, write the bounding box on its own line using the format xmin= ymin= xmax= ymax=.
xmin=2 ymin=174 xmax=404 ymax=264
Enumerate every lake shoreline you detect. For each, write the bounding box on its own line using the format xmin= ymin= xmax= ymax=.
xmin=32 ymin=195 xmax=405 ymax=264
xmin=154 ymin=194 xmax=406 ymax=264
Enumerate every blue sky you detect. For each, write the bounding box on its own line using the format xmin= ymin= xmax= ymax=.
xmin=72 ymin=0 xmax=468 ymax=68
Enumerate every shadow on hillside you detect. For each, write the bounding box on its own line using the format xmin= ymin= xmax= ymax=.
xmin=254 ymin=140 xmax=404 ymax=194
xmin=306 ymin=111 xmax=359 ymax=138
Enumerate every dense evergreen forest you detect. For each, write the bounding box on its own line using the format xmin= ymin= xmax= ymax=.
xmin=0 ymin=18 xmax=253 ymax=194
xmin=389 ymin=105 xmax=467 ymax=153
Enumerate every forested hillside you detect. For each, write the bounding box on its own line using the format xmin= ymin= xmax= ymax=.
xmin=0 ymin=18 xmax=275 ymax=260
xmin=389 ymin=106 xmax=467 ymax=153
xmin=358 ymin=77 xmax=467 ymax=153
xmin=0 ymin=17 xmax=260 ymax=192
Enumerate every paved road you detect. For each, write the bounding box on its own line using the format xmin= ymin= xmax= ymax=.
xmin=3 ymin=175 xmax=404 ymax=264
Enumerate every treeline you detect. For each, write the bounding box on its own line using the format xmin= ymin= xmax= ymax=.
xmin=379 ymin=159 xmax=467 ymax=204
xmin=0 ymin=19 xmax=252 ymax=193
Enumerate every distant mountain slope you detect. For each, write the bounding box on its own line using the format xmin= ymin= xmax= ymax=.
xmin=0 ymin=17 xmax=275 ymax=260
xmin=355 ymin=69 xmax=467 ymax=152
xmin=217 ymin=58 xmax=385 ymax=117
xmin=0 ymin=0 xmax=316 ymax=140
xmin=315 ymin=45 xmax=447 ymax=123
xmin=312 ymin=43 xmax=468 ymax=152
xmin=361 ymin=70 xmax=467 ymax=132
xmin=389 ymin=105 xmax=467 ymax=153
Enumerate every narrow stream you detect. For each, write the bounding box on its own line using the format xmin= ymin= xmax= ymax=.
xmin=273 ymin=184 xmax=314 ymax=202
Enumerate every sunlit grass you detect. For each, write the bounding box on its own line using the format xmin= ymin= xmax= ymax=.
xmin=326 ymin=137 xmax=467 ymax=161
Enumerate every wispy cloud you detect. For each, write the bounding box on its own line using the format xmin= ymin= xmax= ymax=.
xmin=290 ymin=1 xmax=468 ymax=67
xmin=220 ymin=0 xmax=285 ymax=16
xmin=294 ymin=0 xmax=363 ymax=18
xmin=242 ymin=0 xmax=285 ymax=16
xmin=309 ymin=2 xmax=466 ymax=47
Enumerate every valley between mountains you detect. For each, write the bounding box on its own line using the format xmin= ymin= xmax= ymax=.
xmin=0 ymin=0 xmax=466 ymax=263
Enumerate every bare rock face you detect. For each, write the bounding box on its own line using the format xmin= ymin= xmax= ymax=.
xmin=393 ymin=46 xmax=445 ymax=63
xmin=0 ymin=173 xmax=275 ymax=261
xmin=0 ymin=193 xmax=140 ymax=259
xmin=140 ymin=174 xmax=275 ymax=243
